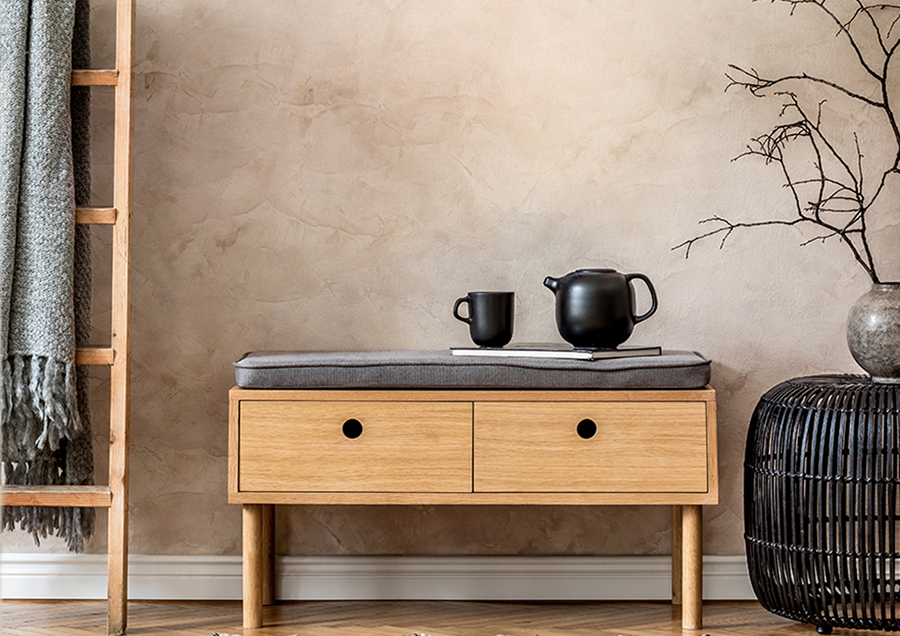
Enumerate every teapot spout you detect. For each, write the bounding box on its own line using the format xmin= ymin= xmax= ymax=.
xmin=543 ymin=276 xmax=559 ymax=292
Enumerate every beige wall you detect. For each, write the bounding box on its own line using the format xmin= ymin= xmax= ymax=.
xmin=4 ymin=0 xmax=893 ymax=556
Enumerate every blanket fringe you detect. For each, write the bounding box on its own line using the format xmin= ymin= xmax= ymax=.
xmin=1 ymin=354 xmax=81 ymax=458
xmin=0 ymin=355 xmax=96 ymax=553
xmin=1 ymin=354 xmax=92 ymax=552
xmin=2 ymin=457 xmax=95 ymax=553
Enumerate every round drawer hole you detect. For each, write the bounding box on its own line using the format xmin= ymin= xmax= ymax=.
xmin=576 ymin=418 xmax=597 ymax=440
xmin=342 ymin=418 xmax=363 ymax=439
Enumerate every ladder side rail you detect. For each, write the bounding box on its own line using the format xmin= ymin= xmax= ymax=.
xmin=107 ymin=0 xmax=135 ymax=632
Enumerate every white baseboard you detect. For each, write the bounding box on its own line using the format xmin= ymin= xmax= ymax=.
xmin=0 ymin=554 xmax=755 ymax=601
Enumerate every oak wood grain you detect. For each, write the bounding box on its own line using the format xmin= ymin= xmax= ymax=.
xmin=671 ymin=505 xmax=683 ymax=605
xmin=107 ymin=0 xmax=136 ymax=632
xmin=474 ymin=401 xmax=708 ymax=493
xmin=1 ymin=485 xmax=111 ymax=508
xmin=682 ymin=504 xmax=703 ymax=629
xmin=228 ymin=391 xmax=240 ymax=496
xmin=0 ymin=599 xmax=812 ymax=636
xmin=75 ymin=207 xmax=117 ymax=224
xmin=75 ymin=345 xmax=115 ymax=365
xmin=242 ymin=505 xmax=264 ymax=628
xmin=261 ymin=504 xmax=274 ymax=606
xmin=71 ymin=69 xmax=118 ymax=85
xmin=238 ymin=401 xmax=472 ymax=493
xmin=230 ymin=386 xmax=716 ymax=403
xmin=228 ymin=385 xmax=718 ymax=628
xmin=229 ymin=490 xmax=719 ymax=505
xmin=706 ymin=397 xmax=719 ymax=504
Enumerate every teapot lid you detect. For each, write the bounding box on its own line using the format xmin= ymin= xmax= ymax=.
xmin=575 ymin=268 xmax=617 ymax=274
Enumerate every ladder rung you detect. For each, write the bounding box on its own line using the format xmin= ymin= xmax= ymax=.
xmin=71 ymin=69 xmax=118 ymax=86
xmin=1 ymin=485 xmax=112 ymax=508
xmin=76 ymin=207 xmax=117 ymax=225
xmin=76 ymin=346 xmax=115 ymax=366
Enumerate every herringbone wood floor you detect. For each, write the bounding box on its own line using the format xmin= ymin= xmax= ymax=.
xmin=1 ymin=600 xmax=882 ymax=636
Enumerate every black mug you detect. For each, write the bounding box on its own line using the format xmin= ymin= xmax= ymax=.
xmin=453 ymin=292 xmax=514 ymax=348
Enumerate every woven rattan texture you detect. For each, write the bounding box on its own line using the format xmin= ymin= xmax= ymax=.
xmin=745 ymin=375 xmax=900 ymax=632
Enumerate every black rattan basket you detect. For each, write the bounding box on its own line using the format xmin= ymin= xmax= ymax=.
xmin=745 ymin=375 xmax=900 ymax=633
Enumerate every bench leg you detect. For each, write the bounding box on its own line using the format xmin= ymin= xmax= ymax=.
xmin=243 ymin=504 xmax=264 ymax=629
xmin=682 ymin=504 xmax=703 ymax=630
xmin=672 ymin=505 xmax=683 ymax=605
xmin=262 ymin=504 xmax=275 ymax=606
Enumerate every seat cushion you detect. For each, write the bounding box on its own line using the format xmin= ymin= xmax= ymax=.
xmin=233 ymin=349 xmax=711 ymax=390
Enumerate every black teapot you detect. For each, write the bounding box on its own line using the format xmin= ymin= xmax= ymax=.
xmin=543 ymin=268 xmax=658 ymax=350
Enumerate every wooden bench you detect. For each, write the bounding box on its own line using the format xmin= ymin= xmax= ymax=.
xmin=228 ymin=351 xmax=717 ymax=630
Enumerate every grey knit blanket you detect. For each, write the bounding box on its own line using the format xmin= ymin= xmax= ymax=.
xmin=0 ymin=0 xmax=94 ymax=552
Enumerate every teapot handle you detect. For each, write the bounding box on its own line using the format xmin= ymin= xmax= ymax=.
xmin=625 ymin=273 xmax=658 ymax=324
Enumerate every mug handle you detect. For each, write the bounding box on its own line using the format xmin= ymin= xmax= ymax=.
xmin=453 ymin=296 xmax=472 ymax=324
xmin=626 ymin=273 xmax=658 ymax=324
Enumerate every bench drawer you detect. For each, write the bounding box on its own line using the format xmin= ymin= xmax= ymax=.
xmin=473 ymin=402 xmax=709 ymax=493
xmin=239 ymin=401 xmax=472 ymax=493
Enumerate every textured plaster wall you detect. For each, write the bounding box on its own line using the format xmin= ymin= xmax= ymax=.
xmin=4 ymin=0 xmax=895 ymax=557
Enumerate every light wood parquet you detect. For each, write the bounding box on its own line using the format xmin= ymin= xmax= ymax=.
xmin=2 ymin=600 xmax=885 ymax=636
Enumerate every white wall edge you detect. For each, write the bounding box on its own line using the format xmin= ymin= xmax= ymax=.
xmin=0 ymin=554 xmax=756 ymax=601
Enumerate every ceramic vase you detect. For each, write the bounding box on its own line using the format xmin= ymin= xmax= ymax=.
xmin=847 ymin=282 xmax=900 ymax=383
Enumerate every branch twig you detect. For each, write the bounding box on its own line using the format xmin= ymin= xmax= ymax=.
xmin=725 ymin=65 xmax=884 ymax=109
xmin=675 ymin=0 xmax=900 ymax=283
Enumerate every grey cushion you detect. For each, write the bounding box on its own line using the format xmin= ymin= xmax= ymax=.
xmin=233 ymin=350 xmax=711 ymax=390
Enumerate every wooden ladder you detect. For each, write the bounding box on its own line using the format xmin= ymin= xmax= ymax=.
xmin=2 ymin=0 xmax=135 ymax=633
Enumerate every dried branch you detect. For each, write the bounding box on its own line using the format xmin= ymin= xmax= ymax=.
xmin=849 ymin=1 xmax=890 ymax=54
xmin=675 ymin=0 xmax=900 ymax=283
xmin=673 ymin=216 xmax=807 ymax=258
xmin=800 ymin=230 xmax=855 ymax=247
xmin=889 ymin=11 xmax=900 ymax=38
xmin=773 ymin=0 xmax=884 ymax=80
xmin=725 ymin=65 xmax=884 ymax=108
xmin=791 ymin=96 xmax=860 ymax=190
xmin=848 ymin=3 xmax=900 ymax=49
xmin=884 ymin=38 xmax=900 ymax=167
